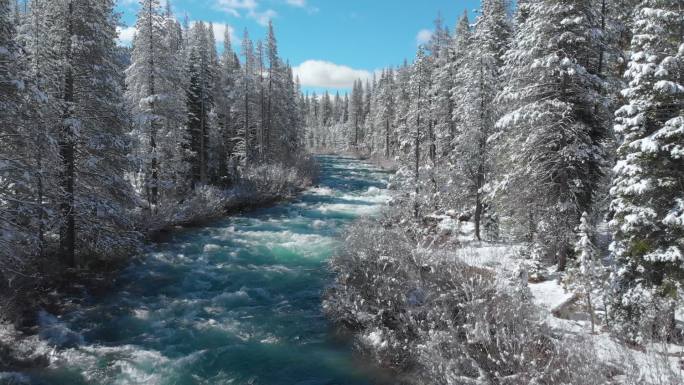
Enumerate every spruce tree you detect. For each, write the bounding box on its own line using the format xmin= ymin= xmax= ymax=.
xmin=496 ymin=0 xmax=608 ymax=270
xmin=0 ymin=0 xmax=49 ymax=266
xmin=608 ymin=0 xmax=683 ymax=342
xmin=126 ymin=0 xmax=187 ymax=207
xmin=453 ymin=0 xmax=511 ymax=240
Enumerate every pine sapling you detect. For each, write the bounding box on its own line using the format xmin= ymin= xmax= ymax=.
xmin=566 ymin=212 xmax=603 ymax=334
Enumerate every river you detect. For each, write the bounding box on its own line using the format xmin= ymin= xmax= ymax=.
xmin=16 ymin=155 xmax=391 ymax=385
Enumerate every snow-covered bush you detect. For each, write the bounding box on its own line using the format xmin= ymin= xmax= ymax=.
xmin=136 ymin=156 xmax=318 ymax=234
xmin=134 ymin=185 xmax=233 ymax=233
xmin=325 ymin=216 xmax=610 ymax=384
xmin=242 ymin=156 xmax=318 ymax=198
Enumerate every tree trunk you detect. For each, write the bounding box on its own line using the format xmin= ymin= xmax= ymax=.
xmin=429 ymin=120 xmax=438 ymax=211
xmin=558 ymin=71 xmax=570 ymax=272
xmin=474 ymin=58 xmax=487 ymax=241
xmin=587 ymin=292 xmax=595 ymax=334
xmin=414 ymin=115 xmax=420 ymax=219
xmin=244 ymin=81 xmax=250 ymax=166
xmin=267 ymin=69 xmax=273 ymax=156
xmin=597 ymin=0 xmax=607 ymax=76
xmin=200 ymin=92 xmax=207 ymax=185
xmin=414 ymin=96 xmax=421 ymax=218
xmin=147 ymin=0 xmax=158 ymax=206
xmin=385 ymin=118 xmax=390 ymax=158
xmin=474 ymin=165 xmax=485 ymax=241
xmin=59 ymin=0 xmax=75 ymax=266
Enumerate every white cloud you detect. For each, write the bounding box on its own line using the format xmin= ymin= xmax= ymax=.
xmin=285 ymin=0 xmax=317 ymax=14
xmin=286 ymin=0 xmax=306 ymax=7
xmin=416 ymin=29 xmax=433 ymax=45
xmin=293 ymin=60 xmax=372 ymax=89
xmin=214 ymin=0 xmax=276 ymax=26
xmin=249 ymin=9 xmax=277 ymax=26
xmin=116 ymin=26 xmax=137 ymax=45
xmin=215 ymin=0 xmax=258 ymax=17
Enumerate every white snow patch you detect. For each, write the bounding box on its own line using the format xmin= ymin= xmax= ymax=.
xmin=528 ymin=279 xmax=574 ymax=311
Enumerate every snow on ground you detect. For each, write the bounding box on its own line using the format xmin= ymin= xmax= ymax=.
xmin=442 ymin=221 xmax=684 ymax=384
xmin=528 ymin=279 xmax=574 ymax=312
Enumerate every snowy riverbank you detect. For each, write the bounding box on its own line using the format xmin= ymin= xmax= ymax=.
xmin=325 ymin=213 xmax=684 ymax=385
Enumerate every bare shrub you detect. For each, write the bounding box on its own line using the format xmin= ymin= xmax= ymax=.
xmin=325 ymin=217 xmax=611 ymax=384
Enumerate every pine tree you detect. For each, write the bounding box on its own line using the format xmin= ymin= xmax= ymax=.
xmin=185 ymin=21 xmax=216 ymax=187
xmin=234 ymin=29 xmax=257 ymax=168
xmin=453 ymin=0 xmax=512 ymax=241
xmin=24 ymin=0 xmax=138 ymax=264
xmin=496 ymin=0 xmax=608 ymax=270
xmin=608 ymin=0 xmax=683 ymax=342
xmin=266 ymin=20 xmax=279 ymax=157
xmin=565 ymin=212 xmax=603 ymax=333
xmin=373 ymin=68 xmax=396 ymax=158
xmin=430 ymin=21 xmax=456 ymax=162
xmin=402 ymin=46 xmax=432 ymax=218
xmin=158 ymin=7 xmax=190 ymax=196
xmin=126 ymin=0 xmax=189 ymax=207
xmin=17 ymin=0 xmax=65 ymax=261
xmin=393 ymin=60 xmax=412 ymax=161
xmin=350 ymin=79 xmax=365 ymax=147
xmin=72 ymin=0 xmax=137 ymax=258
xmin=215 ymin=29 xmax=239 ymax=185
xmin=0 ymin=0 xmax=50 ymax=266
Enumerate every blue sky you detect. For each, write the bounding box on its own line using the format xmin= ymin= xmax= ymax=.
xmin=116 ymin=0 xmax=481 ymax=93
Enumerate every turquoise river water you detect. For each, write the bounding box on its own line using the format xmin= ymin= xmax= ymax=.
xmin=15 ymin=155 xmax=391 ymax=385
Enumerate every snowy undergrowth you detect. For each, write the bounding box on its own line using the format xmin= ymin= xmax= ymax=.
xmin=139 ymin=159 xmax=318 ymax=235
xmin=325 ymin=217 xmax=609 ymax=385
xmin=325 ymin=214 xmax=684 ymax=385
xmin=439 ymin=220 xmax=684 ymax=385
xmin=463 ymin=243 xmax=684 ymax=385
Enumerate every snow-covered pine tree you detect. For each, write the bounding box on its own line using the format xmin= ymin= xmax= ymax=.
xmin=393 ymin=60 xmax=412 ymax=162
xmin=215 ymin=29 xmax=240 ymax=185
xmin=608 ymin=0 xmax=683 ymax=342
xmin=401 ymin=46 xmax=432 ymax=218
xmin=126 ymin=0 xmax=189 ymax=208
xmin=16 ymin=0 xmax=67 ymax=261
xmin=350 ymin=79 xmax=365 ymax=147
xmin=282 ymin=64 xmax=303 ymax=156
xmin=0 ymin=0 xmax=52 ymax=267
xmin=185 ymin=21 xmax=216 ymax=187
xmin=565 ymin=212 xmax=603 ymax=333
xmin=496 ymin=0 xmax=608 ymax=270
xmin=158 ymin=8 xmax=190 ymax=196
xmin=265 ymin=20 xmax=280 ymax=157
xmin=363 ymin=78 xmax=373 ymax=147
xmin=453 ymin=0 xmax=511 ymax=241
xmin=427 ymin=11 xmax=471 ymax=213
xmin=70 ymin=0 xmax=137 ymax=259
xmin=304 ymin=91 xmax=319 ymax=148
xmin=321 ymin=91 xmax=333 ymax=132
xmin=233 ymin=29 xmax=258 ymax=168
xmin=31 ymin=0 xmax=138 ymax=264
xmin=255 ymin=40 xmax=266 ymax=159
xmin=373 ymin=68 xmax=396 ymax=158
xmin=430 ymin=17 xmax=456 ymax=162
